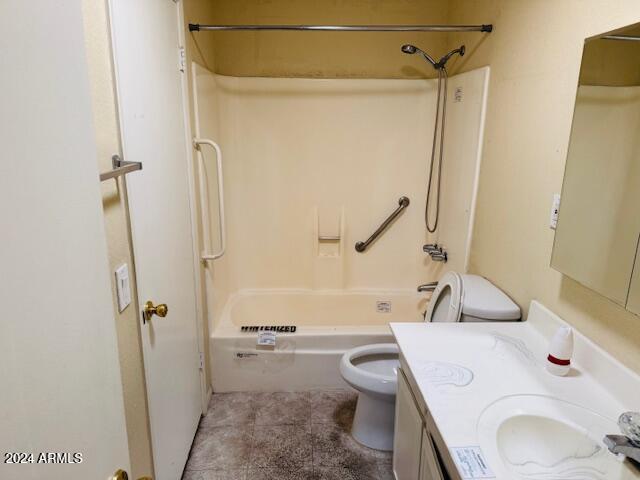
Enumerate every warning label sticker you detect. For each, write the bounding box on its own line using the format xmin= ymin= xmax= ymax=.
xmin=450 ymin=446 xmax=495 ymax=479
xmin=257 ymin=331 xmax=276 ymax=347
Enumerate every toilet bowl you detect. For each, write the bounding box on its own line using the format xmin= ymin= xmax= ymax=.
xmin=339 ymin=343 xmax=399 ymax=451
xmin=339 ymin=272 xmax=521 ymax=451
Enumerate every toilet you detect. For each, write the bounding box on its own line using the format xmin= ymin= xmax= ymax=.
xmin=339 ymin=271 xmax=520 ymax=450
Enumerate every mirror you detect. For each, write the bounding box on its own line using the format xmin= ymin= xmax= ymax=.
xmin=552 ymin=22 xmax=640 ymax=313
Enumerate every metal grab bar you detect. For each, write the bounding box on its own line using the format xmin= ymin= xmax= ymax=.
xmin=193 ymin=138 xmax=226 ymax=261
xmin=355 ymin=196 xmax=410 ymax=252
xmin=99 ymin=154 xmax=142 ymax=182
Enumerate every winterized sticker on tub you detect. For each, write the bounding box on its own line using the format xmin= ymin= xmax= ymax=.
xmin=451 ymin=446 xmax=495 ymax=479
xmin=241 ymin=325 xmax=297 ymax=333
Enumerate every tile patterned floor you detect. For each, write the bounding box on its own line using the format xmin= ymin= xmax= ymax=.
xmin=182 ymin=390 xmax=394 ymax=480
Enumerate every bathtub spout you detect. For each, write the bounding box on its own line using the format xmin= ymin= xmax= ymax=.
xmin=417 ymin=282 xmax=438 ymax=293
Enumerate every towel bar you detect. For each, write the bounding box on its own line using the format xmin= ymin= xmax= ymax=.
xmin=99 ymin=155 xmax=142 ymax=182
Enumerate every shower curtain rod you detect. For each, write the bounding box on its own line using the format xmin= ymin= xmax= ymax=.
xmin=188 ymin=24 xmax=493 ymax=33
xmin=602 ymin=34 xmax=640 ymax=42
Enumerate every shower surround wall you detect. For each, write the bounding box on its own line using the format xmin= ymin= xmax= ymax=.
xmin=204 ymin=75 xmax=435 ymax=292
xmin=193 ymin=66 xmax=489 ymax=335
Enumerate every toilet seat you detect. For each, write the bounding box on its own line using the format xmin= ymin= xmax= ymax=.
xmin=339 ymin=343 xmax=399 ymax=397
xmin=424 ymin=271 xmax=463 ymax=323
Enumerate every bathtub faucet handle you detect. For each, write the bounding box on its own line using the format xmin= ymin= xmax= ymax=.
xmin=423 ymin=243 xmax=439 ymax=254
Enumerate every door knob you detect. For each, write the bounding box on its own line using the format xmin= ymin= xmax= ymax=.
xmin=112 ymin=470 xmax=128 ymax=480
xmin=112 ymin=470 xmax=152 ymax=480
xmin=143 ymin=300 xmax=168 ymax=323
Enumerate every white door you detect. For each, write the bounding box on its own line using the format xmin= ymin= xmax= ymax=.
xmin=0 ymin=2 xmax=130 ymax=480
xmin=109 ymin=1 xmax=202 ymax=479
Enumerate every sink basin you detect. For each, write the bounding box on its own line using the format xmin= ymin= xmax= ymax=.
xmin=477 ymin=395 xmax=639 ymax=479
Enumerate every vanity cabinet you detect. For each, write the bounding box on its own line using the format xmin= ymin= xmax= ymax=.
xmin=394 ymin=368 xmax=423 ymax=479
xmin=420 ymin=427 xmax=445 ymax=480
xmin=394 ymin=367 xmax=449 ymax=480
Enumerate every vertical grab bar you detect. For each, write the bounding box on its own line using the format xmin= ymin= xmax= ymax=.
xmin=193 ymin=138 xmax=226 ymax=261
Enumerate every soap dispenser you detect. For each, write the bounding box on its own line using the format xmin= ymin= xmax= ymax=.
xmin=546 ymin=326 xmax=574 ymax=376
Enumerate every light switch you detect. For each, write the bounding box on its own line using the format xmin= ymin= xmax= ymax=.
xmin=550 ymin=193 xmax=561 ymax=229
xmin=115 ymin=264 xmax=131 ymax=312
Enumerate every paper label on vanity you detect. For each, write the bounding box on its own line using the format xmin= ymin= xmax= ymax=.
xmin=450 ymin=446 xmax=495 ymax=479
xmin=257 ymin=331 xmax=276 ymax=347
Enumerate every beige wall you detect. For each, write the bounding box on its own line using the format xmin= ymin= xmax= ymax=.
xmin=447 ymin=0 xmax=640 ymax=373
xmin=81 ymin=1 xmax=154 ymax=478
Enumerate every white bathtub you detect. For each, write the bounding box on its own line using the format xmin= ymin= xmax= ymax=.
xmin=210 ymin=289 xmax=427 ymax=392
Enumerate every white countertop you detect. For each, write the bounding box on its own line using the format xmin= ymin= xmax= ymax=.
xmin=391 ymin=301 xmax=640 ymax=480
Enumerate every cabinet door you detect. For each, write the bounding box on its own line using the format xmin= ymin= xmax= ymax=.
xmin=420 ymin=427 xmax=445 ymax=480
xmin=393 ymin=370 xmax=424 ymax=480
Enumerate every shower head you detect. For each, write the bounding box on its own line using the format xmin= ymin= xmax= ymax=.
xmin=401 ymin=44 xmax=465 ymax=70
xmin=401 ymin=44 xmax=417 ymax=54
xmin=400 ymin=44 xmax=437 ymax=68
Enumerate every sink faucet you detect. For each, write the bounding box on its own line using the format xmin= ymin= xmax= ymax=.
xmin=604 ymin=412 xmax=640 ymax=464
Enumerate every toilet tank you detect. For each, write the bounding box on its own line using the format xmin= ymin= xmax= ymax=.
xmin=460 ymin=275 xmax=521 ymax=322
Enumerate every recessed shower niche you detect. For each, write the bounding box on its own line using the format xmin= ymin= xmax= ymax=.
xmin=314 ymin=207 xmax=345 ymax=289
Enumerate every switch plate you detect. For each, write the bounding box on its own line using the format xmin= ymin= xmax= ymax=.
xmin=550 ymin=194 xmax=561 ymax=229
xmin=115 ymin=264 xmax=131 ymax=312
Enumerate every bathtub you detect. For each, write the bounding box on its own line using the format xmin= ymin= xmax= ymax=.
xmin=210 ymin=289 xmax=428 ymax=392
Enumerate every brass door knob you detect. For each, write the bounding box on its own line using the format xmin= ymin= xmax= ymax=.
xmin=113 ymin=470 xmax=128 ymax=480
xmin=112 ymin=470 xmax=152 ymax=480
xmin=143 ymin=300 xmax=168 ymax=323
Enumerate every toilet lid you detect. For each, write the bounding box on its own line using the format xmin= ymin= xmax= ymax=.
xmin=424 ymin=271 xmax=462 ymax=323
xmin=460 ymin=274 xmax=521 ymax=320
